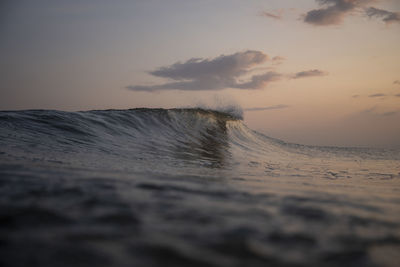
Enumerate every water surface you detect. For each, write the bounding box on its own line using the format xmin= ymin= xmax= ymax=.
xmin=1 ymin=108 xmax=399 ymax=267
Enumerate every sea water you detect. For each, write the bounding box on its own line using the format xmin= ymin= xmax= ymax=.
xmin=0 ymin=108 xmax=399 ymax=267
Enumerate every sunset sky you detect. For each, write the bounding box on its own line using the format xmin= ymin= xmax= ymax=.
xmin=1 ymin=0 xmax=400 ymax=147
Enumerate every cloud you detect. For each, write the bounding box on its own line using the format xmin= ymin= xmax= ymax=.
xmin=382 ymin=111 xmax=398 ymax=116
xmin=127 ymin=50 xmax=285 ymax=92
xmin=245 ymin=104 xmax=290 ymax=112
xmin=352 ymin=93 xmax=400 ymax=98
xmin=366 ymin=7 xmax=400 ymax=24
xmin=362 ymin=106 xmax=377 ymax=113
xmin=260 ymin=10 xmax=284 ymax=20
xmin=272 ymin=56 xmax=285 ymax=61
xmin=368 ymin=93 xmax=385 ymax=97
xmin=304 ymin=0 xmax=375 ymax=26
xmin=292 ymin=69 xmax=328 ymax=79
xmin=363 ymin=106 xmax=399 ymax=116
xmin=127 ymin=51 xmax=327 ymax=92
xmin=271 ymin=56 xmax=286 ymax=65
xmin=233 ymin=71 xmax=282 ymax=89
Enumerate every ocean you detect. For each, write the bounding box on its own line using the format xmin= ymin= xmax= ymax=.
xmin=0 ymin=108 xmax=399 ymax=267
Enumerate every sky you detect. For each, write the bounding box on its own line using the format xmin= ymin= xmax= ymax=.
xmin=1 ymin=0 xmax=400 ymax=147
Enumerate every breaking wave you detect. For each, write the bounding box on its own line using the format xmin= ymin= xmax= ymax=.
xmin=1 ymin=108 xmax=397 ymax=168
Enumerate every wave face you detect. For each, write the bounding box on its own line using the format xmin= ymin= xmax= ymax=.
xmin=1 ymin=108 xmax=400 ymax=267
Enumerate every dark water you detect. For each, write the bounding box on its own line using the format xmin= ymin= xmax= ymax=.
xmin=1 ymin=108 xmax=399 ymax=267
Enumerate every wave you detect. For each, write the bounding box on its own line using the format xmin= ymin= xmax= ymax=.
xmin=0 ymin=108 xmax=398 ymax=174
xmin=0 ymin=108 xmax=238 ymax=169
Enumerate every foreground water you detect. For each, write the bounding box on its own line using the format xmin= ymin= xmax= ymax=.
xmin=0 ymin=108 xmax=399 ymax=267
